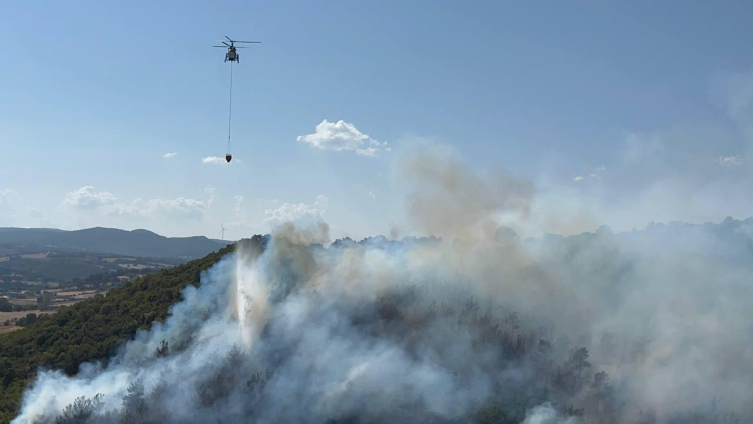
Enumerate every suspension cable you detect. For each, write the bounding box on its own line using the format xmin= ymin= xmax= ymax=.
xmin=227 ymin=61 xmax=234 ymax=154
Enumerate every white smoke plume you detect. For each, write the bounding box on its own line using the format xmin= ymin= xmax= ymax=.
xmin=10 ymin=147 xmax=753 ymax=424
xmin=522 ymin=403 xmax=582 ymax=424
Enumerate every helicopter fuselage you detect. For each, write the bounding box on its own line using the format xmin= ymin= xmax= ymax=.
xmin=225 ymin=48 xmax=239 ymax=63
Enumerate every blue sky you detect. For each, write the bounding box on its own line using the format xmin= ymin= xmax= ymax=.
xmin=2 ymin=1 xmax=753 ymax=239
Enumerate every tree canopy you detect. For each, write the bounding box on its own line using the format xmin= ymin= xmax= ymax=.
xmin=0 ymin=243 xmax=235 ymax=423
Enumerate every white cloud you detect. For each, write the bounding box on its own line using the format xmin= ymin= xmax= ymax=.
xmin=356 ymin=147 xmax=379 ymax=157
xmin=202 ymin=156 xmax=242 ymax=165
xmin=60 ymin=185 xmax=213 ymax=227
xmin=163 ymin=152 xmax=178 ymax=158
xmin=718 ymin=155 xmax=742 ymax=168
xmin=116 ymin=197 xmax=209 ymax=221
xmin=202 ymin=156 xmax=227 ymax=165
xmin=1 ymin=190 xmax=52 ymax=226
xmin=139 ymin=198 xmax=208 ymax=220
xmin=297 ymin=119 xmax=389 ymax=157
xmin=368 ymin=191 xmax=376 ymax=202
xmin=263 ymin=195 xmax=328 ymax=226
xmin=62 ymin=186 xmax=117 ymax=209
xmin=264 ymin=203 xmax=319 ymax=224
xmin=573 ymin=165 xmax=604 ymax=183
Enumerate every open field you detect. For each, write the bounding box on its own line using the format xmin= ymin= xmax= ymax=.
xmin=8 ymin=299 xmax=37 ymax=306
xmin=55 ymin=290 xmax=99 ymax=299
xmin=1 ymin=310 xmax=49 ymax=334
xmin=0 ymin=310 xmax=46 ymax=322
xmin=118 ymin=264 xmax=152 ymax=270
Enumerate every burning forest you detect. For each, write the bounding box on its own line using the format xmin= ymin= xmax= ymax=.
xmin=9 ymin=149 xmax=753 ymax=424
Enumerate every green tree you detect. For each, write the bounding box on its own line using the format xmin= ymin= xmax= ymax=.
xmin=569 ymin=347 xmax=591 ymax=377
xmin=24 ymin=313 xmax=37 ymax=326
xmin=56 ymin=394 xmax=103 ymax=424
xmin=121 ymin=379 xmax=146 ymax=423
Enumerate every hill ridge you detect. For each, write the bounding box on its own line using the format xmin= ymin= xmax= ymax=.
xmin=0 ymin=227 xmax=230 ymax=259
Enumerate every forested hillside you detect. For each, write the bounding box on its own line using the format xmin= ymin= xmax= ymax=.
xmin=0 ymin=241 xmax=236 ymax=423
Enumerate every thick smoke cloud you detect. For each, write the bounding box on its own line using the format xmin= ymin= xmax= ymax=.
xmin=11 ymin=147 xmax=753 ymax=424
xmin=522 ymin=403 xmax=581 ymax=424
xmin=399 ymin=142 xmax=534 ymax=240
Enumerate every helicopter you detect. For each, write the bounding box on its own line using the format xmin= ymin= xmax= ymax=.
xmin=213 ymin=36 xmax=260 ymax=63
xmin=214 ymin=36 xmax=260 ymax=163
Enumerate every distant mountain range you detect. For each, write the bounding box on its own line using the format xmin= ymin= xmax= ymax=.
xmin=0 ymin=227 xmax=231 ymax=259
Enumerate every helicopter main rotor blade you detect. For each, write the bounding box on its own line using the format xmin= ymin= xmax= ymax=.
xmin=234 ymin=41 xmax=261 ymax=43
xmin=213 ymin=45 xmax=227 ymax=48
xmin=225 ymin=35 xmax=233 ymax=42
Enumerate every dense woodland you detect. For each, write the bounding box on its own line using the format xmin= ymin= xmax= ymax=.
xmin=0 ymin=243 xmax=234 ymax=423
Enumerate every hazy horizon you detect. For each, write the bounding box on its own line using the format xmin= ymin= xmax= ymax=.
xmin=3 ymin=213 xmax=753 ymax=243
